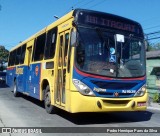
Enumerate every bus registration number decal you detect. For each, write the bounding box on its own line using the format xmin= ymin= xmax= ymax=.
xmin=122 ymin=90 xmax=136 ymax=93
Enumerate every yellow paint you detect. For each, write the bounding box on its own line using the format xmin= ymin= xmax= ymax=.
xmin=8 ymin=9 xmax=148 ymax=113
xmin=16 ymin=67 xmax=24 ymax=74
xmin=67 ymin=89 xmax=148 ymax=113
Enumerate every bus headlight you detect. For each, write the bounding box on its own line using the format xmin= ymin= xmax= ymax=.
xmin=73 ymin=79 xmax=95 ymax=96
xmin=134 ymin=85 xmax=146 ymax=97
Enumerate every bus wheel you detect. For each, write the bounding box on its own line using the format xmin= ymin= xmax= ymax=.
xmin=13 ymin=80 xmax=19 ymax=97
xmin=44 ymin=85 xmax=56 ymax=114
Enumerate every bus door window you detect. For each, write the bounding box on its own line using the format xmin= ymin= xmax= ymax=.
xmin=62 ymin=33 xmax=69 ymax=104
xmin=56 ymin=35 xmax=63 ymax=103
xmin=59 ymin=36 xmax=63 ymax=67
xmin=56 ymin=31 xmax=70 ymax=105
xmin=64 ymin=33 xmax=69 ymax=66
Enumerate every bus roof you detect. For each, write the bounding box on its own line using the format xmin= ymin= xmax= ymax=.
xmin=10 ymin=10 xmax=74 ymax=51
xmin=10 ymin=9 xmax=143 ymax=51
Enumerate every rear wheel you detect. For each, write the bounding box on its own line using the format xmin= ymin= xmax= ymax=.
xmin=44 ymin=85 xmax=56 ymax=114
xmin=13 ymin=80 xmax=19 ymax=97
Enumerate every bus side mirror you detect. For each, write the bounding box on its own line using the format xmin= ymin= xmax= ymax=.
xmin=71 ymin=31 xmax=77 ymax=47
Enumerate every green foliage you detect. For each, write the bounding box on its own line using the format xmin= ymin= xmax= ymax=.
xmin=0 ymin=45 xmax=9 ymax=63
xmin=147 ymin=41 xmax=160 ymax=51
xmin=154 ymin=43 xmax=160 ymax=50
xmin=152 ymin=92 xmax=159 ymax=102
xmin=0 ymin=45 xmax=9 ymax=71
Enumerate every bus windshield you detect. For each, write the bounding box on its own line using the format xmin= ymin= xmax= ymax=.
xmin=76 ymin=27 xmax=146 ymax=78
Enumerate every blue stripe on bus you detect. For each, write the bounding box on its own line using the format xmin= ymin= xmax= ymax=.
xmin=6 ymin=63 xmax=41 ymax=100
xmin=73 ymin=68 xmax=146 ymax=98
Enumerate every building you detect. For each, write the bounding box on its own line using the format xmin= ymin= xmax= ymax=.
xmin=146 ymin=50 xmax=160 ymax=98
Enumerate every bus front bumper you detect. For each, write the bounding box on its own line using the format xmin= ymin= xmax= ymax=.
xmin=69 ymin=91 xmax=148 ymax=113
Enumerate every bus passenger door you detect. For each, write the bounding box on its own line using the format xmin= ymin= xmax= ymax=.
xmin=56 ymin=30 xmax=70 ymax=107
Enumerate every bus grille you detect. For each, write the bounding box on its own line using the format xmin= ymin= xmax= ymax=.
xmin=98 ymin=92 xmax=134 ymax=97
xmin=102 ymin=100 xmax=130 ymax=107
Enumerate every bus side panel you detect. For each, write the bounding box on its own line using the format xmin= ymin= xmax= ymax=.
xmin=6 ymin=67 xmax=16 ymax=88
xmin=27 ymin=63 xmax=41 ymax=100
xmin=16 ymin=66 xmax=28 ymax=92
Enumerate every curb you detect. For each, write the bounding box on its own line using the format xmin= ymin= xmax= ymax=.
xmin=147 ymin=106 xmax=160 ymax=111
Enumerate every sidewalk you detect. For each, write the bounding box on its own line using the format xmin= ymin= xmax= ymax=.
xmin=147 ymin=102 xmax=160 ymax=111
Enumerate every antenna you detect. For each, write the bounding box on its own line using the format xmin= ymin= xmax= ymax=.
xmin=54 ymin=15 xmax=59 ymax=20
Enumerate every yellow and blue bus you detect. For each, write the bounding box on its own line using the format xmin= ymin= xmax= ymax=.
xmin=6 ymin=9 xmax=148 ymax=113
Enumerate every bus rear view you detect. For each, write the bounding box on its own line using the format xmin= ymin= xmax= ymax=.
xmin=70 ymin=9 xmax=147 ymax=112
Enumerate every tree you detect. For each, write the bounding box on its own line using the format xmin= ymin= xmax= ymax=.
xmin=146 ymin=40 xmax=160 ymax=51
xmin=0 ymin=45 xmax=9 ymax=71
xmin=147 ymin=42 xmax=155 ymax=51
xmin=154 ymin=43 xmax=160 ymax=50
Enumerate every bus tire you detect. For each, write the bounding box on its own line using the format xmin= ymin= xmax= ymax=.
xmin=44 ymin=85 xmax=56 ymax=114
xmin=13 ymin=80 xmax=19 ymax=97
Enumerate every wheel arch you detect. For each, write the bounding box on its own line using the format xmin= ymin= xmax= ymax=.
xmin=41 ymin=79 xmax=50 ymax=100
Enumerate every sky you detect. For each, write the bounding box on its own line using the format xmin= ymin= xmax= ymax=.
xmin=0 ymin=0 xmax=160 ymax=50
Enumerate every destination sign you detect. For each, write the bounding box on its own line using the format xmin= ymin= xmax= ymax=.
xmin=86 ymin=15 xmax=136 ymax=33
xmin=75 ymin=10 xmax=143 ymax=36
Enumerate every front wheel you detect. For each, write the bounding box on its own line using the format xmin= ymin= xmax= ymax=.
xmin=13 ymin=80 xmax=19 ymax=97
xmin=44 ymin=85 xmax=56 ymax=114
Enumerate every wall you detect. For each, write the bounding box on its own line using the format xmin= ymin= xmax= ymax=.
xmin=146 ymin=58 xmax=160 ymax=98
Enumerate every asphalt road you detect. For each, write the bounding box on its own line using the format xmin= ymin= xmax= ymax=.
xmin=0 ymin=84 xmax=160 ymax=136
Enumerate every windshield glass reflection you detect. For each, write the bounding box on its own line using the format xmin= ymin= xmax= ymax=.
xmin=76 ymin=27 xmax=145 ymax=78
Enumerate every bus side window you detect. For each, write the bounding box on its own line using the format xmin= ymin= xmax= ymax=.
xmin=8 ymin=52 xmax=12 ymax=66
xmin=11 ymin=50 xmax=16 ymax=66
xmin=15 ymin=47 xmax=22 ymax=65
xmin=20 ymin=44 xmax=26 ymax=64
xmin=44 ymin=27 xmax=57 ymax=59
xmin=33 ymin=33 xmax=46 ymax=61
